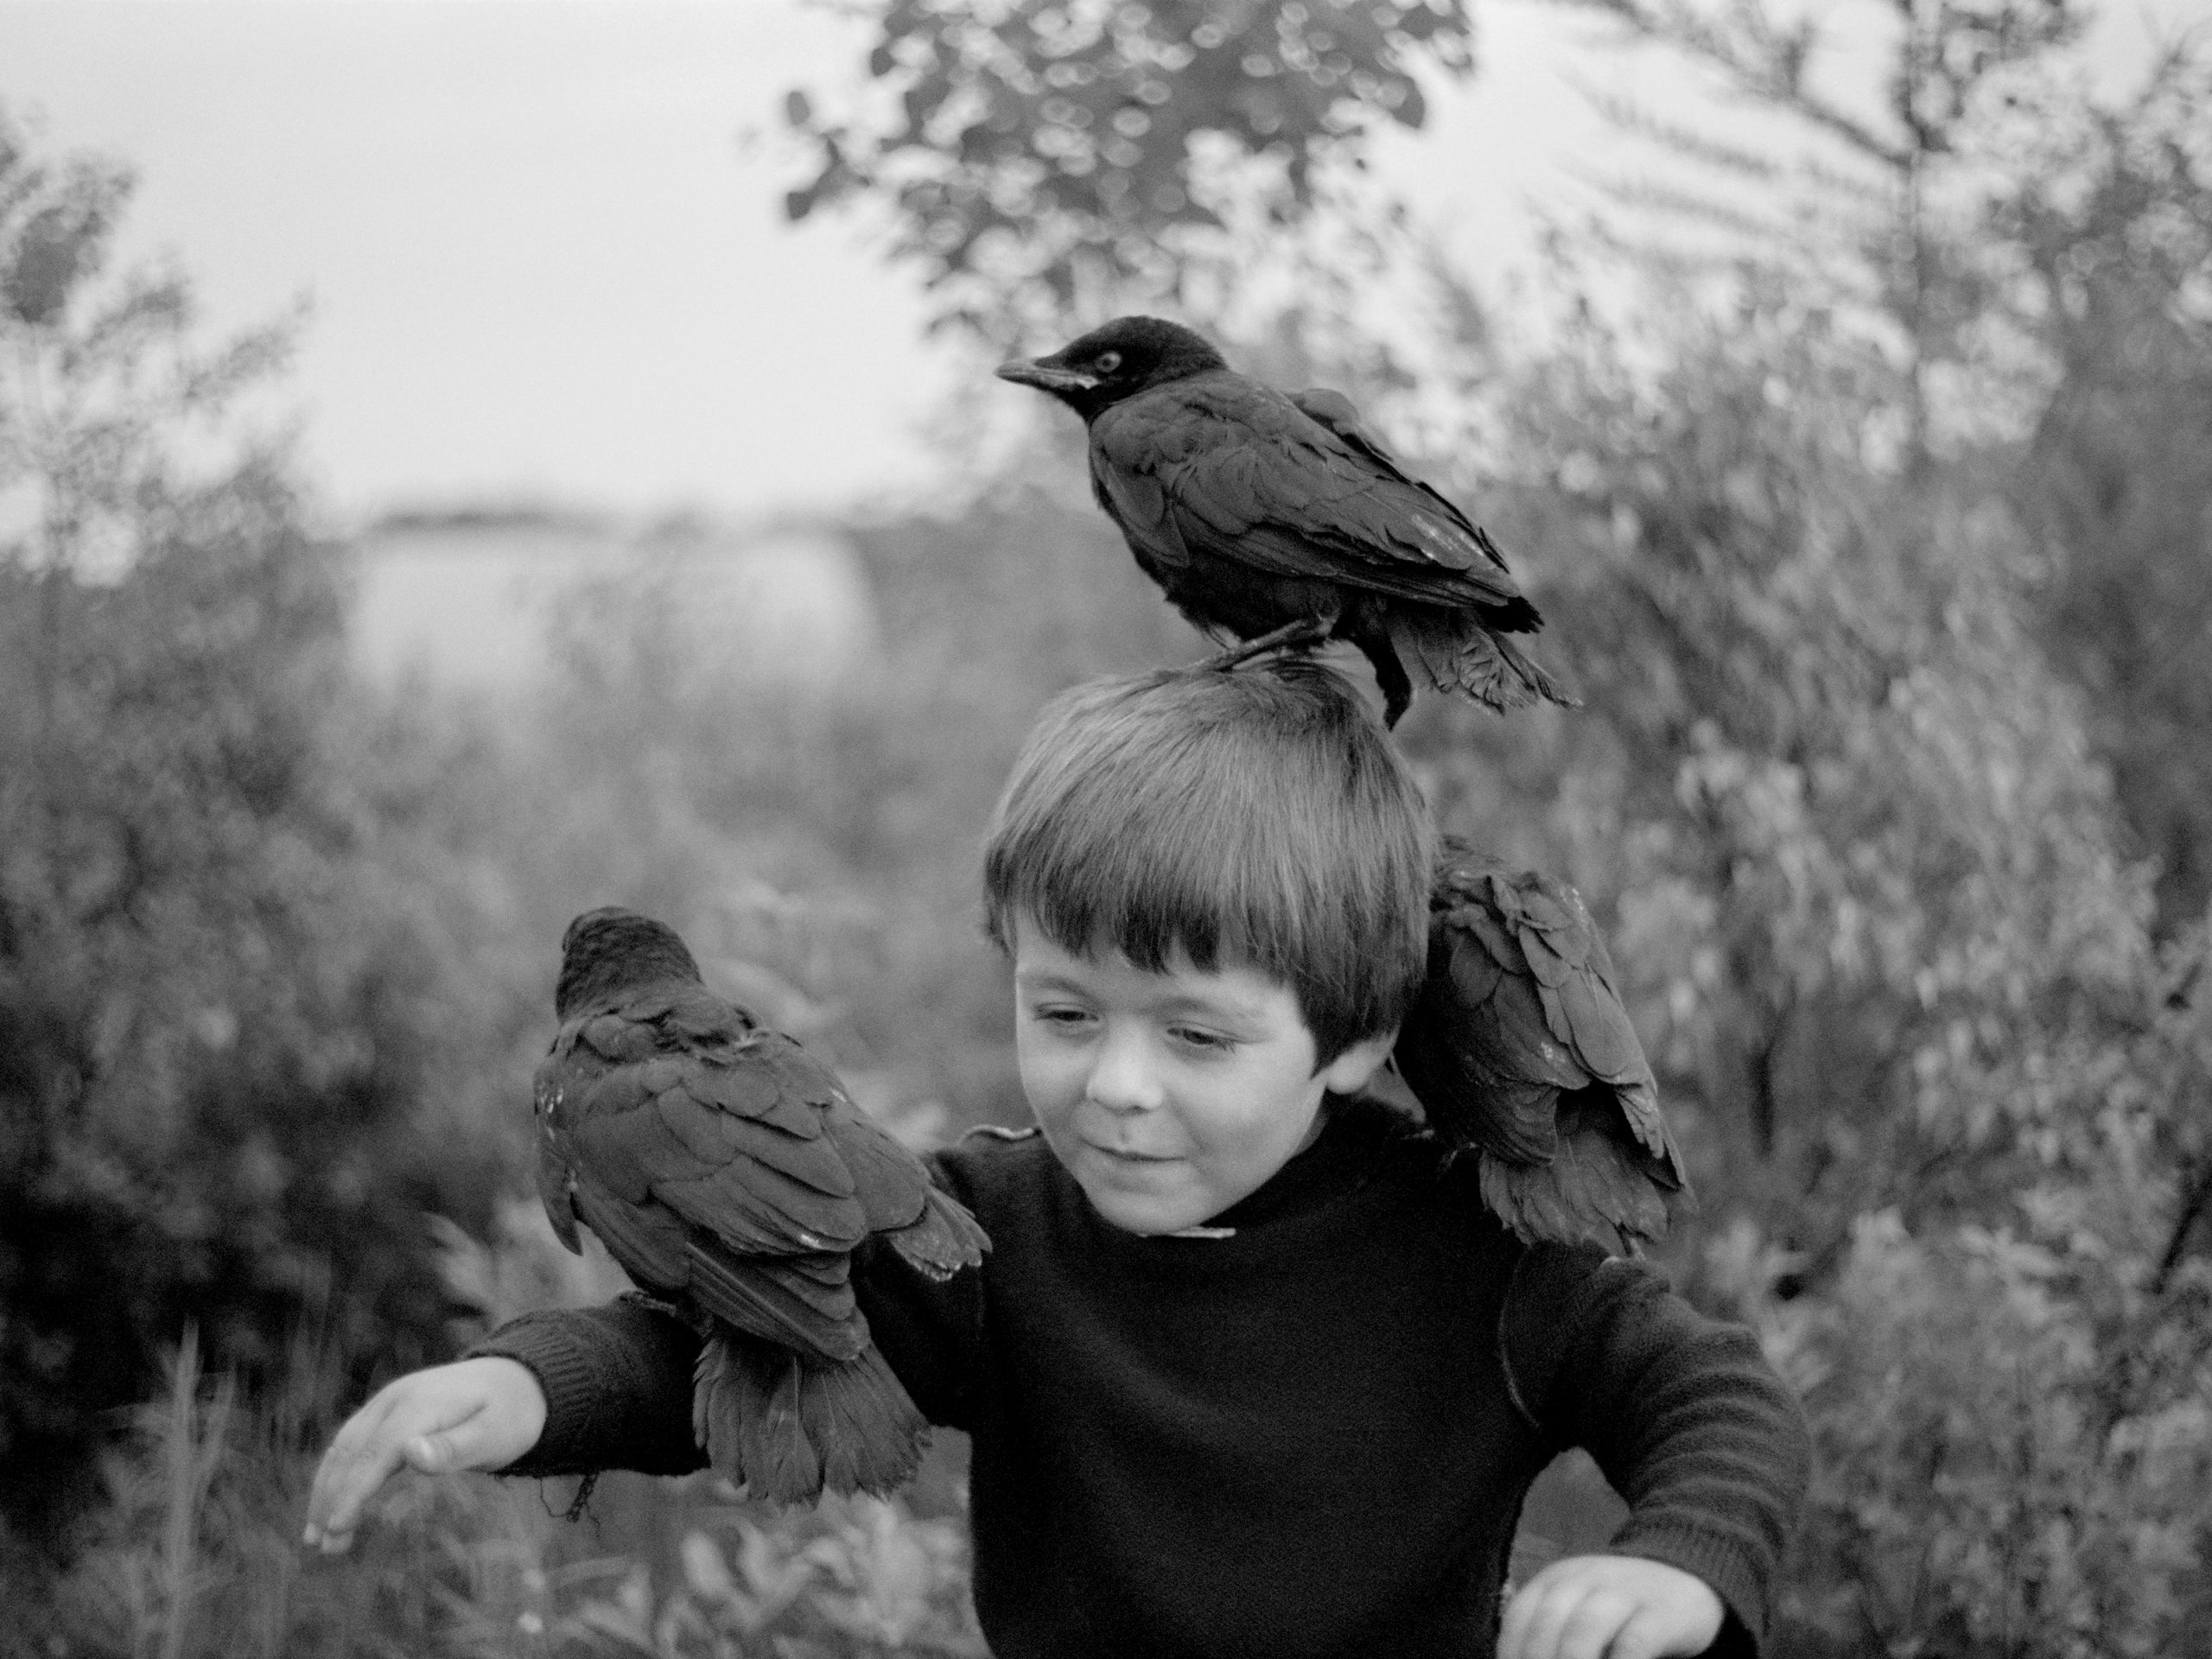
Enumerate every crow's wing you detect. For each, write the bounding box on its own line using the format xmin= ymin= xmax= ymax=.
xmin=1393 ymin=851 xmax=1690 ymax=1249
xmin=1287 ymin=387 xmax=1515 ymax=581
xmin=1478 ymin=1089 xmax=1679 ymax=1256
xmin=540 ymin=996 xmax=909 ymax=1363
xmin=534 ymin=1053 xmax=582 ymax=1252
xmin=1490 ymin=872 xmax=1681 ymax=1178
xmin=566 ymin=1033 xmax=868 ymax=1248
xmin=1090 ymin=373 xmax=1535 ymax=620
xmin=1087 ymin=442 xmax=1193 ymax=582
xmin=1297 ymin=387 xmax=1573 ymax=711
xmin=1395 ymin=893 xmax=1581 ymax=1165
xmin=820 ymin=1092 xmax=989 ymax=1279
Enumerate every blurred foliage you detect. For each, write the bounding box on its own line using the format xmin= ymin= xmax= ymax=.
xmin=1548 ymin=0 xmax=2089 ymax=464
xmin=782 ymin=0 xmax=1474 ymax=343
xmin=1459 ymin=275 xmax=2212 ymax=1649
xmin=0 ymin=107 xmax=519 ymax=1535
xmin=1547 ymin=1 xmax=2212 ymax=936
xmin=1999 ymin=47 xmax=2212 ymax=930
xmin=563 ymin=1494 xmax=984 ymax=1659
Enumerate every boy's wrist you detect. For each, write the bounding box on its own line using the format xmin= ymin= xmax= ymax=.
xmin=1499 ymin=1554 xmax=1726 ymax=1659
xmin=464 ymin=1315 xmax=606 ymax=1473
xmin=465 ymin=1357 xmax=549 ymax=1464
xmin=462 ymin=1297 xmax=709 ymax=1478
xmin=1602 ymin=1530 xmax=1764 ymax=1653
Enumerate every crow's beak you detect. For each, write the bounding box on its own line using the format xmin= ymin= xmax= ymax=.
xmin=995 ymin=358 xmax=1098 ymax=393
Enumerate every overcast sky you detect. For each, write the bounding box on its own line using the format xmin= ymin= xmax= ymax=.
xmin=7 ymin=0 xmax=2203 ymax=526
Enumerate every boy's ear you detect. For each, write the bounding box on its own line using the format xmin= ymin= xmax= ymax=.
xmin=1317 ymin=1030 xmax=1397 ymax=1096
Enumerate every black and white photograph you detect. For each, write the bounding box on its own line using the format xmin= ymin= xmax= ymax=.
xmin=3 ymin=1 xmax=2209 ymax=1653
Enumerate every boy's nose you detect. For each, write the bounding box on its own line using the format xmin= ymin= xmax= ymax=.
xmin=1084 ymin=1027 xmax=1163 ymax=1113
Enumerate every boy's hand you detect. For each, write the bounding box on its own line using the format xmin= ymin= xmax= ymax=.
xmin=302 ymin=1357 xmax=547 ymax=1554
xmin=1499 ymin=1554 xmax=1726 ymax=1659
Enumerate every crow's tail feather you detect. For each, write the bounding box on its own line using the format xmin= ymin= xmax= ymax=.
xmin=694 ymin=1329 xmax=930 ymax=1503
xmin=798 ymin=1342 xmax=930 ymax=1496
xmin=1391 ymin=609 xmax=1577 ymax=713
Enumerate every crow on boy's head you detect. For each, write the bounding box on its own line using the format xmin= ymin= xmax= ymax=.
xmin=997 ymin=315 xmax=1573 ymax=728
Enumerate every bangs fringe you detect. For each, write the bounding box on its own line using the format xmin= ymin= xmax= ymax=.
xmin=982 ymin=667 xmax=1431 ymax=1062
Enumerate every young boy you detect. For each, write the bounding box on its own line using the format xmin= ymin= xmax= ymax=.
xmin=306 ymin=663 xmax=1807 ymax=1659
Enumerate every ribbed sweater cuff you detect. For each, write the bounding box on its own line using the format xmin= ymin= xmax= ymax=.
xmin=463 ymin=1298 xmax=707 ymax=1478
xmin=1606 ymin=1521 xmax=1770 ymax=1656
xmin=466 ymin=1313 xmax=609 ymax=1476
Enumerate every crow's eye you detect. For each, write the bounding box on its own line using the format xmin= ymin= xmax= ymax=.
xmin=1093 ymin=351 xmax=1122 ymax=373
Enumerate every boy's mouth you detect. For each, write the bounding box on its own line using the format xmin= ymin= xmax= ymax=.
xmin=1087 ymin=1141 xmax=1179 ymax=1164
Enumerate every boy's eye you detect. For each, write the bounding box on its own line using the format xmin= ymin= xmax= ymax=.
xmin=1168 ymin=1026 xmax=1236 ymax=1053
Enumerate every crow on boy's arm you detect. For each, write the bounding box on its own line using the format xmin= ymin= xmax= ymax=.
xmin=529 ymin=907 xmax=987 ymax=1500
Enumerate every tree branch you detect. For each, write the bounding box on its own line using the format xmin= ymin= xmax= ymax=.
xmin=1548 ymin=0 xmax=1913 ymax=168
xmin=2150 ymin=1148 xmax=2212 ymax=1297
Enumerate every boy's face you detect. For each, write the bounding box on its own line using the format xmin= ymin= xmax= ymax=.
xmin=1011 ymin=917 xmax=1390 ymax=1235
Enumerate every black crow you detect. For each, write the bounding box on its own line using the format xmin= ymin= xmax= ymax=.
xmin=534 ymin=907 xmax=988 ymax=1501
xmin=996 ymin=315 xmax=1572 ymax=726
xmin=1392 ymin=845 xmax=1691 ymax=1255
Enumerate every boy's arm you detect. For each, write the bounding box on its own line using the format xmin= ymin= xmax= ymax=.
xmin=1501 ymin=1243 xmax=1810 ymax=1656
xmin=302 ymin=1297 xmax=704 ymax=1554
xmin=467 ymin=1256 xmax=988 ymax=1471
xmin=306 ymin=1145 xmax=992 ymax=1554
xmin=454 ymin=1249 xmax=983 ymax=1482
xmin=463 ymin=1292 xmax=708 ymax=1478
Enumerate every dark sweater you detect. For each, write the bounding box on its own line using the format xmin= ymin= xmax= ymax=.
xmin=474 ymin=1097 xmax=1807 ymax=1658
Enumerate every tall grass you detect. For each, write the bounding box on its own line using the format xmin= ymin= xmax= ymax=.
xmin=155 ymin=1330 xmax=232 ymax=1659
xmin=8 ymin=1321 xmax=982 ymax=1659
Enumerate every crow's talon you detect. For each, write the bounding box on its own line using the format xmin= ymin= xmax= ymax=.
xmin=1200 ymin=618 xmax=1335 ymax=673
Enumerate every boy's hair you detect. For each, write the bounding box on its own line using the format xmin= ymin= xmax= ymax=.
xmin=982 ymin=661 xmax=1433 ymax=1066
